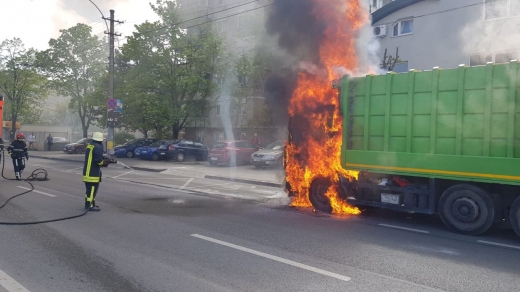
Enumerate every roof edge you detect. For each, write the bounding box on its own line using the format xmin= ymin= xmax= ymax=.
xmin=372 ymin=0 xmax=426 ymax=24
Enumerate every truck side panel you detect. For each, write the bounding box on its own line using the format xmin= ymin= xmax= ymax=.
xmin=342 ymin=61 xmax=520 ymax=185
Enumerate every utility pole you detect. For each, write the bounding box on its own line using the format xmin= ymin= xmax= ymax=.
xmin=103 ymin=10 xmax=123 ymax=158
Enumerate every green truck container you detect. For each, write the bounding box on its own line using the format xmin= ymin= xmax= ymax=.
xmin=308 ymin=61 xmax=520 ymax=238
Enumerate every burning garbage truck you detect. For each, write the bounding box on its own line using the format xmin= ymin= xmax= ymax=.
xmin=286 ymin=62 xmax=520 ymax=239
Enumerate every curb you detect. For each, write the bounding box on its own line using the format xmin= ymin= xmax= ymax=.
xmin=204 ymin=175 xmax=283 ymax=188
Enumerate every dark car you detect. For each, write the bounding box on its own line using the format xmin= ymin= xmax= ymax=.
xmin=135 ymin=140 xmax=175 ymax=161
xmin=63 ymin=138 xmax=92 ymax=154
xmin=208 ymin=140 xmax=261 ymax=166
xmin=159 ymin=140 xmax=208 ymax=162
xmin=114 ymin=138 xmax=157 ymax=158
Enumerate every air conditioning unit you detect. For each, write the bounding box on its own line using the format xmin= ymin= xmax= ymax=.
xmin=373 ymin=25 xmax=387 ymax=38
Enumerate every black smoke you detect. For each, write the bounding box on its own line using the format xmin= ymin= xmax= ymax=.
xmin=262 ymin=0 xmax=326 ymax=130
xmin=265 ymin=0 xmax=326 ymax=64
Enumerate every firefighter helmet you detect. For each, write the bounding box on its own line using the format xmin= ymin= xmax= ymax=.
xmin=16 ymin=132 xmax=25 ymax=140
xmin=92 ymin=132 xmax=104 ymax=142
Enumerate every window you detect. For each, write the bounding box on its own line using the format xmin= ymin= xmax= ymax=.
xmin=199 ymin=0 xmax=209 ymax=6
xmin=217 ymin=21 xmax=225 ymax=33
xmin=469 ymin=53 xmax=493 ymax=66
xmin=392 ymin=19 xmax=413 ymax=37
xmin=216 ymin=105 xmax=221 ymax=116
xmin=485 ymin=0 xmax=519 ymax=19
xmin=495 ymin=52 xmax=519 ymax=63
xmin=393 ymin=61 xmax=409 ymax=73
xmin=219 ymin=0 xmax=225 ymax=5
xmin=238 ymin=16 xmax=246 ymax=29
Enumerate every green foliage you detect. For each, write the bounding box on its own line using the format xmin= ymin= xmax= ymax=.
xmin=119 ymin=0 xmax=224 ymax=139
xmin=0 ymin=38 xmax=48 ymax=139
xmin=115 ymin=131 xmax=135 ymax=145
xmin=37 ymin=23 xmax=107 ymax=138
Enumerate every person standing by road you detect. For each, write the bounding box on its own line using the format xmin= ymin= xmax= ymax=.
xmin=46 ymin=134 xmax=53 ymax=151
xmin=27 ymin=133 xmax=35 ymax=150
xmin=252 ymin=133 xmax=261 ymax=147
xmin=7 ymin=132 xmax=28 ymax=180
xmin=83 ymin=132 xmax=109 ymax=211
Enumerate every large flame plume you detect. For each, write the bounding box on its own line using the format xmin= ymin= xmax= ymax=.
xmin=284 ymin=0 xmax=368 ymax=214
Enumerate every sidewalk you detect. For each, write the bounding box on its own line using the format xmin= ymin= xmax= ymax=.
xmin=31 ymin=151 xmax=285 ymax=187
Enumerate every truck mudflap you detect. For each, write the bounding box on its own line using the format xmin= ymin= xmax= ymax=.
xmin=339 ymin=176 xmax=436 ymax=214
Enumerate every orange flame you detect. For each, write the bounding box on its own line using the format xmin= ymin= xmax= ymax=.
xmin=286 ymin=0 xmax=367 ymax=215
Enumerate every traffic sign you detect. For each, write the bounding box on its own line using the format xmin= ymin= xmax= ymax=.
xmin=107 ymin=98 xmax=117 ymax=109
xmin=116 ymin=99 xmax=123 ymax=113
xmin=107 ymin=109 xmax=119 ymax=127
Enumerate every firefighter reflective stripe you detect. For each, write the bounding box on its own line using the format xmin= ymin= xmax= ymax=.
xmin=97 ymin=161 xmax=104 ymax=166
xmin=83 ymin=144 xmax=101 ymax=182
xmin=86 ymin=186 xmax=95 ymax=203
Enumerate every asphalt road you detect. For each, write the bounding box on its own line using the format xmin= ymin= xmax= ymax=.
xmin=0 ymin=158 xmax=519 ymax=292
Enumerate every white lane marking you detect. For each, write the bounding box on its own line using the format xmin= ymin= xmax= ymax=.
xmin=65 ymin=167 xmax=83 ymax=172
xmin=179 ymin=178 xmax=194 ymax=190
xmin=0 ymin=268 xmax=30 ymax=292
xmin=477 ymin=240 xmax=520 ymax=250
xmin=191 ymin=234 xmax=351 ymax=282
xmin=17 ymin=186 xmax=56 ymax=198
xmin=378 ymin=224 xmax=430 ymax=234
xmin=112 ymin=171 xmax=135 ymax=179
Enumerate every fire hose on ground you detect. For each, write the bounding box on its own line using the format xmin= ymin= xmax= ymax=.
xmin=0 ymin=147 xmax=106 ymax=225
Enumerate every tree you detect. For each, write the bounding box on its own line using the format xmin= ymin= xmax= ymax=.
xmin=0 ymin=38 xmax=48 ymax=140
xmin=120 ymin=0 xmax=224 ymax=139
xmin=37 ymin=23 xmax=107 ymax=138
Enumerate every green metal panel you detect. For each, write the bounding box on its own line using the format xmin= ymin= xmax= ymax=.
xmin=341 ymin=62 xmax=520 ymax=185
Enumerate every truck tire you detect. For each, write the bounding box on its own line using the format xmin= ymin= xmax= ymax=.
xmin=309 ymin=178 xmax=333 ymax=213
xmin=439 ymin=184 xmax=494 ymax=235
xmin=510 ymin=196 xmax=520 ymax=238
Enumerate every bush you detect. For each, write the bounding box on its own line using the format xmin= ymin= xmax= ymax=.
xmin=115 ymin=132 xmax=136 ymax=145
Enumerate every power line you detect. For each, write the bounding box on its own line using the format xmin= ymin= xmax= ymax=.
xmin=128 ymin=0 xmax=267 ymax=37
xmin=186 ymin=3 xmax=273 ymax=29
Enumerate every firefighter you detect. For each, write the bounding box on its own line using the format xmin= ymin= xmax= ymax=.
xmin=83 ymin=132 xmax=109 ymax=211
xmin=7 ymin=132 xmax=28 ymax=180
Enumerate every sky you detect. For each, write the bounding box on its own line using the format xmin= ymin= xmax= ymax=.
xmin=0 ymin=0 xmax=161 ymax=51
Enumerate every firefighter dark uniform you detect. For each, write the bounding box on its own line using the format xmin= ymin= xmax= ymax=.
xmin=7 ymin=133 xmax=28 ymax=180
xmin=83 ymin=133 xmax=107 ymax=210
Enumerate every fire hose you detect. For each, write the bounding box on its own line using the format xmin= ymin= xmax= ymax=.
xmin=0 ymin=148 xmax=115 ymax=225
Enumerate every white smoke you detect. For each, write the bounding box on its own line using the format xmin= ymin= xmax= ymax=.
xmin=218 ymin=69 xmax=238 ymax=167
xmin=461 ymin=6 xmax=520 ymax=59
xmin=354 ymin=0 xmax=384 ymax=76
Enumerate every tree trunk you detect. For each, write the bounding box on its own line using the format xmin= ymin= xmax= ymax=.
xmin=172 ymin=124 xmax=180 ymax=140
xmin=142 ymin=130 xmax=148 ymax=139
xmin=10 ymin=115 xmax=17 ymax=141
xmin=82 ymin=126 xmax=88 ymax=138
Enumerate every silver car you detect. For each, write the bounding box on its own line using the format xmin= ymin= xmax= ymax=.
xmin=250 ymin=140 xmax=285 ymax=168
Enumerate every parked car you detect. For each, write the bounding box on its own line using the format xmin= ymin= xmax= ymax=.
xmin=63 ymin=138 xmax=92 ymax=154
xmin=250 ymin=140 xmax=285 ymax=168
xmin=159 ymin=140 xmax=208 ymax=162
xmin=208 ymin=140 xmax=261 ymax=166
xmin=114 ymin=138 xmax=157 ymax=158
xmin=135 ymin=140 xmax=174 ymax=161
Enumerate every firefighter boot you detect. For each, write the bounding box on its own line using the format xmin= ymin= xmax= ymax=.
xmin=15 ymin=172 xmax=20 ymax=181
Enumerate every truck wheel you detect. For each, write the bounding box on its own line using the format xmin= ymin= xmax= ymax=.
xmin=510 ymin=196 xmax=520 ymax=238
xmin=309 ymin=178 xmax=333 ymax=213
xmin=439 ymin=184 xmax=494 ymax=235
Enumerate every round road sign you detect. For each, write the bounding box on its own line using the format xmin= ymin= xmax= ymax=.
xmin=107 ymin=98 xmax=117 ymax=109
